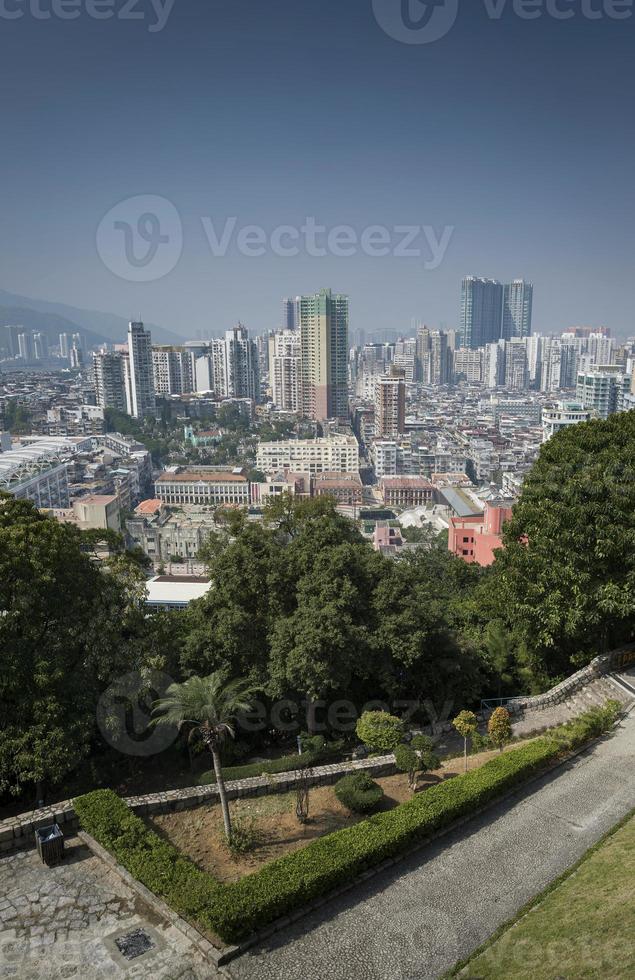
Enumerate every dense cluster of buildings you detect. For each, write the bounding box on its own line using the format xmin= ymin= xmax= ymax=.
xmin=1 ymin=325 xmax=86 ymax=370
xmin=2 ymin=276 xmax=635 ymax=572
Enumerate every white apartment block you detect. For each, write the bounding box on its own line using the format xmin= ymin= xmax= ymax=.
xmin=542 ymin=401 xmax=592 ymax=441
xmin=152 ymin=347 xmax=196 ymax=395
xmin=155 ymin=467 xmax=250 ymax=506
xmin=256 ymin=435 xmax=359 ymax=475
xmin=576 ymin=368 xmax=631 ymax=420
xmin=269 ymin=330 xmax=300 ymax=411
xmin=453 ymin=349 xmax=483 ymax=383
xmin=193 ymin=327 xmax=259 ymax=401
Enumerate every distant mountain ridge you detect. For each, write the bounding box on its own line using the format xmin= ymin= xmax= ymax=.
xmin=0 ymin=289 xmax=182 ymax=346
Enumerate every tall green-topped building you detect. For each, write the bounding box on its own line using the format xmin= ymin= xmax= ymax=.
xmin=299 ymin=288 xmax=349 ymax=421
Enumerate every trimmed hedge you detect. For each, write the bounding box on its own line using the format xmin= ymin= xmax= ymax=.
xmin=334 ymin=772 xmax=384 ymax=813
xmin=197 ymin=739 xmax=342 ymax=785
xmin=74 ymin=702 xmax=620 ymax=945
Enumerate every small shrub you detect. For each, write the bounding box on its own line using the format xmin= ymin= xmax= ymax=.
xmin=356 ymin=711 xmax=403 ymax=753
xmin=394 ymin=744 xmax=419 ymax=791
xmin=488 ymin=707 xmax=513 ymax=752
xmin=410 ymin=734 xmax=435 ymax=754
xmin=299 ymin=733 xmax=325 ymax=755
xmin=228 ymin=817 xmax=261 ymax=856
xmin=470 ymin=732 xmax=491 ymax=754
xmin=334 ymin=771 xmax=384 ymax=813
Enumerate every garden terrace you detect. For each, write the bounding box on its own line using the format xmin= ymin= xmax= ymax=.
xmin=72 ymin=703 xmax=622 ymax=949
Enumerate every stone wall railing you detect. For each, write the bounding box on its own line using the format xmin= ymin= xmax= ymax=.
xmin=506 ymin=643 xmax=635 ymax=714
xmin=0 ymin=754 xmax=398 ymax=856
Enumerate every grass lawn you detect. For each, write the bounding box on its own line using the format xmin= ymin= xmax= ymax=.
xmin=454 ymin=810 xmax=635 ymax=980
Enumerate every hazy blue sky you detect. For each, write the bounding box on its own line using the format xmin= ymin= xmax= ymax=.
xmin=1 ymin=0 xmax=634 ymax=339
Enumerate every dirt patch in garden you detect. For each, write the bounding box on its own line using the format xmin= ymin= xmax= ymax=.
xmin=147 ymin=744 xmax=515 ymax=883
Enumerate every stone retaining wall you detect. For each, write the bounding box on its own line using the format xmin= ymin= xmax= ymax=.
xmin=506 ymin=643 xmax=635 ymax=714
xmin=0 ymin=754 xmax=398 ymax=855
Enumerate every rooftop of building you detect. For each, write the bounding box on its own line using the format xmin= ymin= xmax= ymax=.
xmin=438 ymin=486 xmax=484 ymax=517
xmin=257 ymin=434 xmax=358 ymax=448
xmin=156 ymin=468 xmax=247 ymax=483
xmin=314 ymin=471 xmax=363 ymax=486
xmin=145 ymin=575 xmax=211 ymax=607
xmin=74 ymin=494 xmax=118 ymax=506
xmin=135 ymin=498 xmax=164 ymax=514
xmin=380 ymin=476 xmax=434 ymax=488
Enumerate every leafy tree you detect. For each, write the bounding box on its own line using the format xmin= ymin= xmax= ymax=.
xmin=268 ymin=542 xmax=385 ymax=725
xmin=372 ymin=546 xmax=483 ymax=708
xmin=453 ymin=710 xmax=478 ymax=772
xmin=2 ymin=400 xmax=32 ymax=434
xmin=0 ymin=495 xmax=136 ymax=801
xmin=488 ymin=707 xmax=513 ymax=753
xmin=183 ymin=523 xmax=280 ymax=682
xmin=412 ymin=734 xmax=441 ymax=787
xmin=395 ymin=735 xmax=440 ymax=792
xmin=356 ymin=711 xmax=403 ymax=753
xmin=394 ymin=744 xmax=419 ymax=791
xmin=476 ymin=413 xmax=635 ymax=686
xmin=483 ymin=621 xmax=514 ymax=699
xmin=152 ymin=672 xmax=258 ymax=839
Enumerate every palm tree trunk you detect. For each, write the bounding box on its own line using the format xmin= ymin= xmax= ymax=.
xmin=211 ymin=746 xmax=232 ymax=840
xmin=464 ymin=738 xmax=468 ymax=772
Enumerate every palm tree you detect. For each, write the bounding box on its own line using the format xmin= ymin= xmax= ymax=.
xmin=152 ymin=672 xmax=258 ymax=840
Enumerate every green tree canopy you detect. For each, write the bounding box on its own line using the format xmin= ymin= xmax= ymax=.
xmin=475 ymin=412 xmax=635 ymax=686
xmin=0 ymin=496 xmax=140 ymax=799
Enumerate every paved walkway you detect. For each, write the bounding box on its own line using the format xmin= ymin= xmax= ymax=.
xmin=228 ymin=708 xmax=635 ymax=980
xmin=0 ymin=838 xmax=217 ymax=979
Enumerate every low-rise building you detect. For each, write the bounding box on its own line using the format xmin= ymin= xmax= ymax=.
xmin=313 ymin=471 xmax=363 ymax=506
xmin=145 ymin=574 xmax=211 ymax=610
xmin=448 ymin=499 xmax=514 ymax=566
xmin=541 ymin=401 xmax=592 ymax=441
xmin=126 ymin=502 xmax=218 ymax=563
xmin=155 ymin=466 xmax=250 ymax=506
xmin=380 ymin=476 xmax=434 ymax=508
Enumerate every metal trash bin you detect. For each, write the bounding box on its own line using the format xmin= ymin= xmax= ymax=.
xmin=35 ymin=823 xmax=64 ymax=866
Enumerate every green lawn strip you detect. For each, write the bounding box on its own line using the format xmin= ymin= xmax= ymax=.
xmin=74 ymin=703 xmax=622 ymax=946
xmin=445 ymin=805 xmax=635 ymax=980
